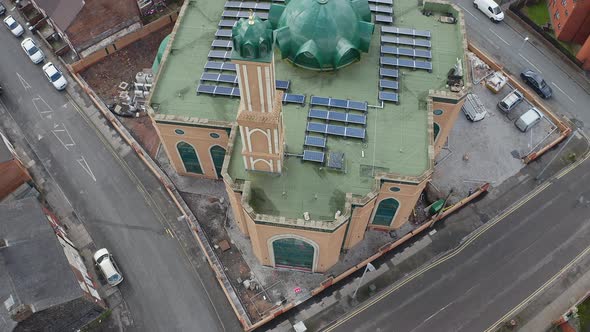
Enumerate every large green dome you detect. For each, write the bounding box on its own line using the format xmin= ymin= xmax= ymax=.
xmin=269 ymin=0 xmax=374 ymax=70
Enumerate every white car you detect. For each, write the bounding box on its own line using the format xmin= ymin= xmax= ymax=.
xmin=42 ymin=62 xmax=68 ymax=90
xmin=93 ymin=248 xmax=124 ymax=286
xmin=3 ymin=15 xmax=24 ymax=37
xmin=21 ymin=38 xmax=45 ymax=64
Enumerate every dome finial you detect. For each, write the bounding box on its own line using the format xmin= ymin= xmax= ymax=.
xmin=248 ymin=9 xmax=255 ymax=25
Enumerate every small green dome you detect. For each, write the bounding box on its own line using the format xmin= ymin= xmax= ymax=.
xmin=269 ymin=0 xmax=374 ymax=70
xmin=231 ymin=15 xmax=274 ymax=63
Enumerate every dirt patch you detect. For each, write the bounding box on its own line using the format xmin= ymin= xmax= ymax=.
xmin=178 ymin=191 xmax=277 ymax=323
xmin=79 ymin=25 xmax=172 ymax=158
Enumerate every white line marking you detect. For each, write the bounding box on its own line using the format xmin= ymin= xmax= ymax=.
xmin=51 ymin=123 xmax=76 ymax=150
xmin=77 ymin=156 xmax=96 ymax=182
xmin=16 ymin=72 xmax=32 ymax=89
xmin=551 ymin=82 xmax=576 ymax=104
xmin=518 ymin=54 xmax=542 ymax=74
xmin=459 ymin=5 xmax=480 ymax=21
xmin=52 ymin=130 xmax=71 ymax=151
xmin=489 ymin=29 xmax=510 ymax=45
xmin=32 ymin=96 xmax=55 ymax=117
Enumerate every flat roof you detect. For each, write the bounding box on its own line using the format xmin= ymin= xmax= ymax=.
xmin=150 ymin=0 xmax=464 ymax=220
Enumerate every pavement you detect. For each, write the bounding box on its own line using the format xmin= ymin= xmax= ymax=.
xmin=0 ymin=3 xmax=240 ymax=331
xmin=455 ymin=0 xmax=590 ymax=126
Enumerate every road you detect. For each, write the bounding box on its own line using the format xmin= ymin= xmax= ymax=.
xmin=0 ymin=10 xmax=236 ymax=332
xmin=329 ymin=152 xmax=590 ymax=332
xmin=455 ymin=0 xmax=589 ymax=125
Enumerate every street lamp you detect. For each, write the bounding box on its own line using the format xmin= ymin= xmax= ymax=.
xmin=518 ymin=37 xmax=530 ymax=53
xmin=352 ymin=262 xmax=376 ymax=299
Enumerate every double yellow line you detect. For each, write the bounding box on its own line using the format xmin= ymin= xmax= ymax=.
xmin=325 ymin=149 xmax=590 ymax=332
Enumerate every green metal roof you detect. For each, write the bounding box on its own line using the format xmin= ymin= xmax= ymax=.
xmin=231 ymin=15 xmax=274 ymax=63
xmin=269 ymin=0 xmax=374 ymax=70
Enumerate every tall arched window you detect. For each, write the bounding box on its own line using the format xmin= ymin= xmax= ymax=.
xmin=177 ymin=141 xmax=203 ymax=174
xmin=210 ymin=145 xmax=226 ymax=179
xmin=372 ymin=198 xmax=400 ymax=226
xmin=434 ymin=123 xmax=441 ymax=142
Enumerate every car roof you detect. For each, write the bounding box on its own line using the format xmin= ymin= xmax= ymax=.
xmin=4 ymin=16 xmax=15 ymax=23
xmin=521 ymin=108 xmax=542 ymax=122
xmin=44 ymin=63 xmax=59 ymax=74
xmin=22 ymin=38 xmax=35 ymax=48
xmin=93 ymin=248 xmax=110 ymax=261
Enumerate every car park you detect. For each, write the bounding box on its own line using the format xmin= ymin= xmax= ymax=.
xmin=473 ymin=0 xmax=504 ymax=22
xmin=497 ymin=89 xmax=524 ymax=113
xmin=42 ymin=62 xmax=68 ymax=90
xmin=515 ymin=107 xmax=543 ymax=132
xmin=520 ymin=69 xmax=552 ymax=99
xmin=93 ymin=248 xmax=124 ymax=286
xmin=3 ymin=15 xmax=24 ymax=37
xmin=21 ymin=38 xmax=45 ymax=64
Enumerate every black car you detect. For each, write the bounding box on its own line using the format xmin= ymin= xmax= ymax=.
xmin=520 ymin=69 xmax=552 ymax=99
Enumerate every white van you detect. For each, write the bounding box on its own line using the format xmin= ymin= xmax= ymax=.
xmin=473 ymin=0 xmax=504 ymax=22
xmin=515 ymin=108 xmax=543 ymax=132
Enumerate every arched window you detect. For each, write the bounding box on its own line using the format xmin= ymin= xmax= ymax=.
xmin=177 ymin=141 xmax=203 ymax=174
xmin=272 ymin=237 xmax=315 ymax=271
xmin=242 ymin=43 xmax=255 ymax=58
xmin=372 ymin=198 xmax=400 ymax=226
xmin=434 ymin=123 xmax=441 ymax=142
xmin=210 ymin=145 xmax=226 ymax=179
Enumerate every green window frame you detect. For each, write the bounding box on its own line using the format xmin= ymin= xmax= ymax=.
xmin=272 ymin=238 xmax=315 ymax=271
xmin=210 ymin=145 xmax=226 ymax=179
xmin=372 ymin=198 xmax=400 ymax=226
xmin=177 ymin=141 xmax=203 ymax=174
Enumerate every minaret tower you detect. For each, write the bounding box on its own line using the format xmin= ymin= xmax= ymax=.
xmin=231 ymin=12 xmax=284 ymax=174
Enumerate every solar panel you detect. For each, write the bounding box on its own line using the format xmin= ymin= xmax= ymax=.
xmin=218 ymin=19 xmax=237 ymax=28
xmin=328 ymin=111 xmax=348 ymax=122
xmin=196 ymin=84 xmax=240 ymax=97
xmin=379 ymin=79 xmax=399 ymax=90
xmin=379 ymin=91 xmax=399 ymax=103
xmin=381 ymin=26 xmax=431 ymax=38
xmin=398 ymin=58 xmax=415 ymax=68
xmin=308 ymin=109 xmax=329 ymax=120
xmin=347 ymin=114 xmax=367 ymax=125
xmin=215 ymin=29 xmax=232 ymax=38
xmin=327 ymin=151 xmax=345 ymax=170
xmin=380 ymin=46 xmax=432 ymax=59
xmin=208 ymin=50 xmax=231 ymax=60
xmin=415 ymin=61 xmax=433 ymax=71
xmin=222 ymin=10 xmax=269 ymax=19
xmin=200 ymin=73 xmax=291 ymax=90
xmin=327 ymin=124 xmax=346 ymax=136
xmin=381 ymin=36 xmax=431 ymax=48
xmin=225 ymin=1 xmax=271 ymax=10
xmin=204 ymin=61 xmax=236 ymax=72
xmin=379 ymin=68 xmax=399 ymax=78
xmin=310 ymin=96 xmax=368 ymax=111
xmin=304 ymin=136 xmax=327 ymax=148
xmin=283 ymin=93 xmax=306 ymax=105
xmin=380 ymin=56 xmax=398 ymax=66
xmin=376 ymin=15 xmax=394 ymax=24
xmin=369 ymin=4 xmax=394 ymax=14
xmin=212 ymin=39 xmax=232 ymax=48
xmin=369 ymin=0 xmax=393 ymax=4
xmin=345 ymin=127 xmax=366 ymax=139
xmin=307 ymin=122 xmax=327 ymax=134
xmin=275 ymin=80 xmax=290 ymax=91
xmin=303 ymin=150 xmax=325 ymax=163
xmin=310 ymin=96 xmax=330 ymax=107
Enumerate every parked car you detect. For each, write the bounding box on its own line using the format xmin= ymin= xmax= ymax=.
xmin=21 ymin=38 xmax=45 ymax=64
xmin=521 ymin=70 xmax=552 ymax=99
xmin=515 ymin=107 xmax=543 ymax=132
xmin=93 ymin=248 xmax=124 ymax=286
xmin=0 ymin=3 xmax=7 ymax=16
xmin=497 ymin=89 xmax=524 ymax=113
xmin=42 ymin=62 xmax=68 ymax=90
xmin=473 ymin=0 xmax=504 ymax=22
xmin=3 ymin=15 xmax=24 ymax=37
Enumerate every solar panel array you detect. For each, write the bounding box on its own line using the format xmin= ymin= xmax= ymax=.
xmin=378 ymin=25 xmax=433 ymax=103
xmin=197 ymin=1 xmax=308 ymax=106
xmin=368 ymin=0 xmax=394 ymax=24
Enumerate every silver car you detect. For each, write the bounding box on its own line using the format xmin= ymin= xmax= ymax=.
xmin=93 ymin=248 xmax=124 ymax=286
xmin=42 ymin=62 xmax=68 ymax=90
xmin=3 ymin=15 xmax=24 ymax=37
xmin=21 ymin=38 xmax=45 ymax=64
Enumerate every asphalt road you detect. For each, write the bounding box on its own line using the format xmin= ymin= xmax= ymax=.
xmin=454 ymin=0 xmax=590 ymax=125
xmin=0 ymin=11 xmax=234 ymax=332
xmin=329 ymin=153 xmax=590 ymax=332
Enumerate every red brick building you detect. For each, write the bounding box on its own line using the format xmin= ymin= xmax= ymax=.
xmin=547 ymin=0 xmax=590 ymax=69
